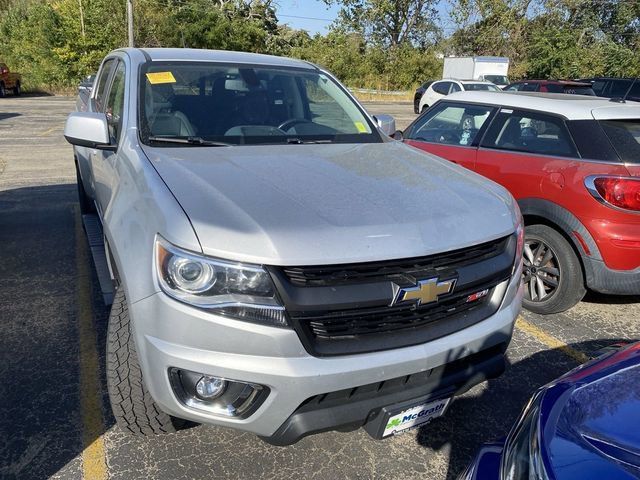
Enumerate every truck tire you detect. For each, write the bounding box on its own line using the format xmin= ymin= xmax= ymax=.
xmin=106 ymin=288 xmax=190 ymax=435
xmin=76 ymin=163 xmax=96 ymax=214
xmin=0 ymin=82 xmax=5 ymax=98
xmin=522 ymin=224 xmax=586 ymax=315
xmin=13 ymin=82 xmax=21 ymax=96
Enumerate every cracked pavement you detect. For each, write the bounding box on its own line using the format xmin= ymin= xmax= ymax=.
xmin=0 ymin=96 xmax=638 ymax=480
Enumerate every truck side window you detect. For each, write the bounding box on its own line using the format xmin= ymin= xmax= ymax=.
xmin=482 ymin=110 xmax=579 ymax=158
xmin=94 ymin=59 xmax=115 ymax=113
xmin=105 ymin=62 xmax=126 ymax=143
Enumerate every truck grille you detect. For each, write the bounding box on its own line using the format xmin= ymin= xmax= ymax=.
xmin=268 ymin=234 xmax=515 ymax=357
xmin=281 ymin=237 xmax=509 ymax=287
xmin=302 ymin=286 xmax=492 ymax=338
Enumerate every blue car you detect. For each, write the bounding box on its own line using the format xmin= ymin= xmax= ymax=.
xmin=461 ymin=342 xmax=640 ymax=480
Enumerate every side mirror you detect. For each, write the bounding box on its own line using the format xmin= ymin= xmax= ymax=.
xmin=373 ymin=114 xmax=396 ymax=137
xmin=392 ymin=130 xmax=404 ymax=141
xmin=64 ymin=112 xmax=115 ymax=150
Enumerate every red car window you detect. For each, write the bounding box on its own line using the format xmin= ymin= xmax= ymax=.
xmin=482 ymin=110 xmax=579 ymax=158
xmin=600 ymin=120 xmax=640 ymax=163
xmin=407 ymin=103 xmax=494 ymax=146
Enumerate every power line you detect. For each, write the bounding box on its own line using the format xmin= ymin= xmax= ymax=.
xmin=279 ymin=14 xmax=333 ymax=22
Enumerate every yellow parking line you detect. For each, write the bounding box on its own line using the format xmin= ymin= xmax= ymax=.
xmin=75 ymin=207 xmax=108 ymax=480
xmin=516 ymin=316 xmax=590 ymax=364
xmin=38 ymin=126 xmax=58 ymax=137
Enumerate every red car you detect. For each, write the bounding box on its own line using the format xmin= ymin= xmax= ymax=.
xmin=400 ymin=91 xmax=640 ymax=314
xmin=0 ymin=63 xmax=22 ymax=97
xmin=505 ymin=79 xmax=595 ymax=96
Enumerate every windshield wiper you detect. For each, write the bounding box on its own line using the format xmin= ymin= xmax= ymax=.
xmin=147 ymin=136 xmax=232 ymax=147
xmin=285 ymin=138 xmax=334 ymax=144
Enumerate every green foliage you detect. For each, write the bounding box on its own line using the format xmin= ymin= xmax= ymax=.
xmin=137 ymin=0 xmax=280 ymax=52
xmin=289 ymin=31 xmax=441 ymax=90
xmin=325 ymin=0 xmax=441 ymax=47
xmin=0 ymin=0 xmax=638 ymax=92
xmin=447 ymin=0 xmax=640 ymax=79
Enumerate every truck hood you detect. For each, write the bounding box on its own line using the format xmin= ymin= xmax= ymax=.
xmin=143 ymin=141 xmax=516 ymax=265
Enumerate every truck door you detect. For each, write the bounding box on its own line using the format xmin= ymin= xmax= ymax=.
xmin=403 ymin=101 xmax=497 ymax=171
xmin=79 ymin=58 xmax=116 ymax=211
xmin=92 ymin=59 xmax=127 ymax=218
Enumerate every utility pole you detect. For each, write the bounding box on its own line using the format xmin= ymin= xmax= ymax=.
xmin=78 ymin=0 xmax=86 ymax=40
xmin=127 ymin=0 xmax=134 ymax=47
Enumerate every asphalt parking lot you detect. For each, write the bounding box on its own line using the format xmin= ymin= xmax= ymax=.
xmin=0 ymin=95 xmax=638 ymax=480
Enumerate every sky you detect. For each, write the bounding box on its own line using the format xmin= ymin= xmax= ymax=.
xmin=276 ymin=0 xmax=340 ymax=35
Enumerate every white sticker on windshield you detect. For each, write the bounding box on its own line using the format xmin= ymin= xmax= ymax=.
xmin=501 ymin=109 xmax=513 ymax=114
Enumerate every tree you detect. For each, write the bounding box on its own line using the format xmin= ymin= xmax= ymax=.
xmin=135 ymin=0 xmax=280 ymax=52
xmin=447 ymin=0 xmax=640 ymax=79
xmin=325 ymin=0 xmax=441 ymax=47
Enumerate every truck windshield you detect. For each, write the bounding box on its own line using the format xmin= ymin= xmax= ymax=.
xmin=139 ymin=62 xmax=381 ymax=146
xmin=600 ymin=119 xmax=640 ymax=163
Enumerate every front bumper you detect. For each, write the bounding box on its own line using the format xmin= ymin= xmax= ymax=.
xmin=130 ymin=267 xmax=522 ymax=440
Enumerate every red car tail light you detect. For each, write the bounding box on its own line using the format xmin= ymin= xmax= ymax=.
xmin=586 ymin=176 xmax=640 ymax=212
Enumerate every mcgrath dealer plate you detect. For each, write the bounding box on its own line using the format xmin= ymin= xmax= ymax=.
xmin=382 ymin=397 xmax=452 ymax=437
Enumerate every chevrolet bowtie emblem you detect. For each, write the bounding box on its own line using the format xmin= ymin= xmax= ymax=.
xmin=392 ymin=277 xmax=457 ymax=306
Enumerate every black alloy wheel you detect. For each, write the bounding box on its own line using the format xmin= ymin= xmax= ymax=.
xmin=521 ymin=224 xmax=586 ymax=314
xmin=523 ymin=238 xmax=560 ymax=302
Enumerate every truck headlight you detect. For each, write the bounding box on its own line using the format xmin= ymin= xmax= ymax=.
xmin=512 ymin=199 xmax=524 ymax=274
xmin=155 ymin=236 xmax=287 ymax=327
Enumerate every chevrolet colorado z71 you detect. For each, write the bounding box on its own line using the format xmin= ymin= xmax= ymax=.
xmin=64 ymin=48 xmax=523 ymax=444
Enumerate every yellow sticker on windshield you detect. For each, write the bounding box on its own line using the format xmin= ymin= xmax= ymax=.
xmin=146 ymin=71 xmax=176 ymax=84
xmin=354 ymin=122 xmax=368 ymax=133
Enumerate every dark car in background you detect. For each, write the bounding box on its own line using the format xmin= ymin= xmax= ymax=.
xmin=414 ymin=80 xmax=434 ymax=113
xmin=505 ymin=80 xmax=595 ymax=96
xmin=76 ymin=74 xmax=96 ymax=112
xmin=460 ymin=341 xmax=640 ymax=480
xmin=579 ymin=77 xmax=640 ymax=102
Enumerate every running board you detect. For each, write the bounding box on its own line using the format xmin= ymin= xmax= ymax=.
xmin=82 ymin=214 xmax=114 ymax=305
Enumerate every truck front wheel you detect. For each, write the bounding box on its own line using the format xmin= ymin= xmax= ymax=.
xmin=106 ymin=288 xmax=191 ymax=435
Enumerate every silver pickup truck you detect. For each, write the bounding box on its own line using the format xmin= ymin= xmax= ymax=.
xmin=64 ymin=48 xmax=523 ymax=445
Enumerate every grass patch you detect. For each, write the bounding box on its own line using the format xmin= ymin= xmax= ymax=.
xmin=350 ymin=89 xmax=413 ymax=102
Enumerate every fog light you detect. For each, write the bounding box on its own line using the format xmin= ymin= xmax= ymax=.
xmin=169 ymin=368 xmax=268 ymax=418
xmin=196 ymin=375 xmax=227 ymax=399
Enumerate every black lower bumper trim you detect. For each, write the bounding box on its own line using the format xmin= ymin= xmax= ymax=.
xmin=584 ymin=257 xmax=640 ymax=295
xmin=260 ymin=341 xmax=508 ymax=446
